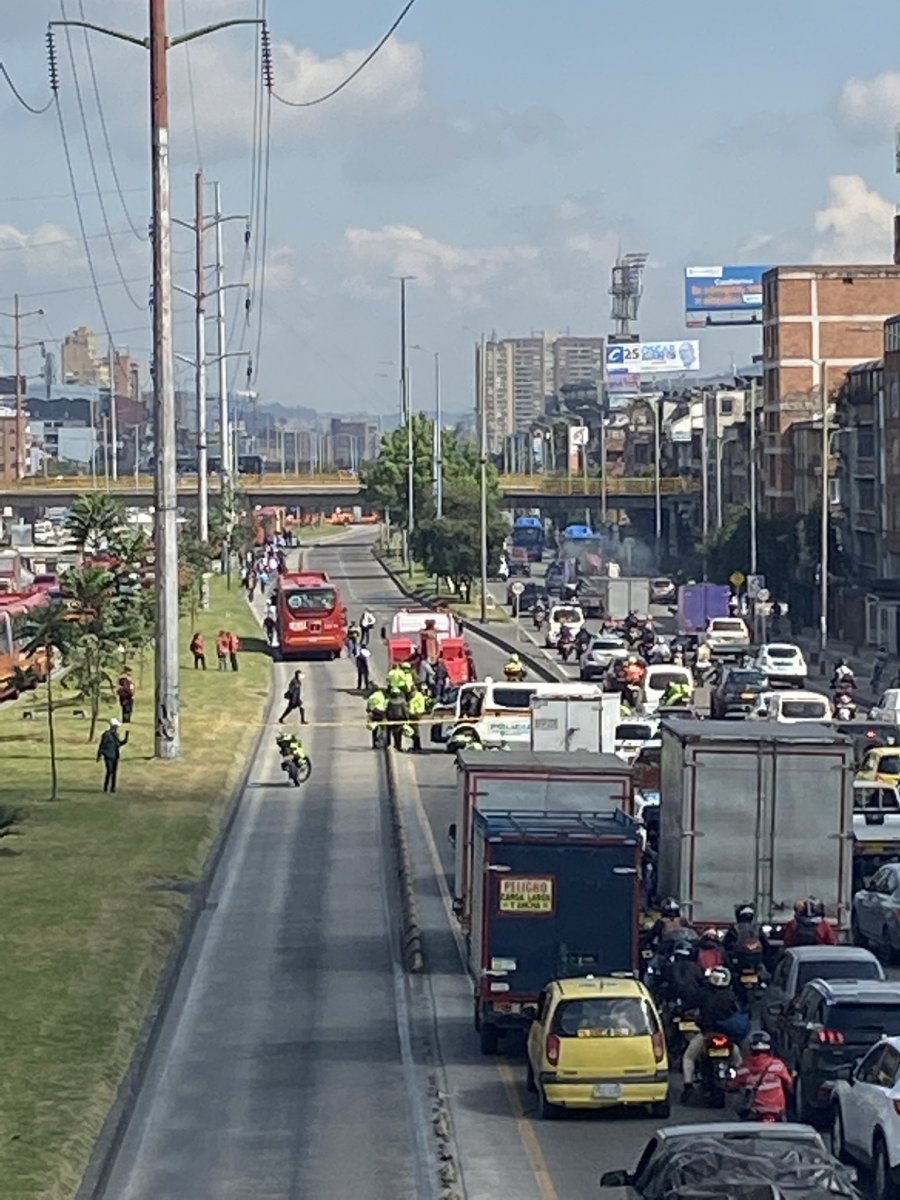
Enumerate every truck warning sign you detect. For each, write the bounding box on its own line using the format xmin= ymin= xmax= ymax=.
xmin=498 ymin=876 xmax=555 ymax=915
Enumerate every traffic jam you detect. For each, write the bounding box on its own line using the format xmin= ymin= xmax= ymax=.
xmin=396 ymin=520 xmax=900 ymax=1198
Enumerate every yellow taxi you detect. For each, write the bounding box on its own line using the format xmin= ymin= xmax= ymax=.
xmin=857 ymin=746 xmax=900 ymax=787
xmin=525 ymin=975 xmax=669 ymax=1119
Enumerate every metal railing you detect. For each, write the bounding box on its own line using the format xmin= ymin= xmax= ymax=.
xmin=8 ymin=472 xmax=361 ymax=491
xmin=497 ymin=474 xmax=700 ymax=496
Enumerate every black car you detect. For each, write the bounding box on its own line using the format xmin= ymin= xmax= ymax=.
xmin=778 ymin=978 xmax=900 ymax=1125
xmin=709 ymin=666 xmax=768 ymax=719
xmin=505 ymin=581 xmax=546 ymax=614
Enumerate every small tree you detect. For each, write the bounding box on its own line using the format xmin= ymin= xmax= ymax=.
xmin=65 ymin=493 xmax=126 ymax=554
xmin=24 ymin=604 xmax=76 ymax=801
xmin=413 ymin=477 xmax=507 ymax=601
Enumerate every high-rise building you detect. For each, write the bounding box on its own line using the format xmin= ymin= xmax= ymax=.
xmin=553 ymin=336 xmax=605 ymax=394
xmin=61 ymin=326 xmax=100 ymax=386
xmin=0 ymin=405 xmax=29 ymax=483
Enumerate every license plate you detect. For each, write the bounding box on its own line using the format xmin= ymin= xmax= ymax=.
xmin=741 ymin=972 xmax=759 ymax=985
xmin=593 ymin=1083 xmax=621 ymax=1099
xmin=708 ymin=1047 xmax=730 ymax=1058
xmin=741 ymin=692 xmax=755 ymax=700
xmin=677 ymin=1019 xmax=699 ymax=1032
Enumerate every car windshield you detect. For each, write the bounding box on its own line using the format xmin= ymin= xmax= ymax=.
xmin=284 ymin=587 xmax=337 ymax=612
xmin=617 ymin=723 xmax=654 ymax=741
xmin=552 ymin=997 xmax=652 ymax=1038
xmin=827 ymin=1003 xmax=900 ymax=1040
xmin=711 ymin=619 xmax=745 ymax=631
xmin=592 ymin=638 xmax=625 ymax=650
xmin=781 ymin=699 xmax=828 ymax=719
xmin=726 ymin=670 xmax=767 ymax=689
xmin=797 ymin=960 xmax=883 ymax=989
xmin=872 ymin=756 xmax=900 ymax=775
xmin=489 ymin=686 xmax=536 ymax=710
xmin=553 ymin=608 xmax=581 ymax=623
xmin=767 ymin=645 xmax=799 ymax=658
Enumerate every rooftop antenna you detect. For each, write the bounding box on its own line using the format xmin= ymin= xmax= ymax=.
xmin=609 ymin=251 xmax=648 ymax=338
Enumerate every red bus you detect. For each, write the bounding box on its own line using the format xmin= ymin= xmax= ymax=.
xmin=275 ymin=570 xmax=347 ymax=659
xmin=0 ymin=590 xmax=52 ymax=702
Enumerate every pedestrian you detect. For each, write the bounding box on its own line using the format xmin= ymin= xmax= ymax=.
xmin=360 ymin=608 xmax=376 ymax=647
xmin=355 ymin=644 xmax=372 ymax=690
xmin=97 ymin=717 xmax=129 ymax=793
xmin=385 ymin=687 xmax=409 ymax=751
xmin=190 ymin=631 xmax=207 ymax=670
xmin=264 ymin=612 xmax=277 ymax=646
xmin=408 ymin=685 xmax=428 ymax=753
xmin=247 ymin=572 xmax=257 ymax=601
xmin=216 ymin=629 xmax=229 ymax=671
xmin=279 ymin=669 xmax=307 ymax=724
xmin=116 ymin=667 xmax=135 ymax=724
xmin=228 ymin=630 xmax=240 ymax=672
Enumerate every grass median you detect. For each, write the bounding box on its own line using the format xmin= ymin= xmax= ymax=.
xmin=0 ymin=576 xmax=271 ymax=1200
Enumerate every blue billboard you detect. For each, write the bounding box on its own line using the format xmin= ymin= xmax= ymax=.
xmin=684 ymin=265 xmax=769 ymax=314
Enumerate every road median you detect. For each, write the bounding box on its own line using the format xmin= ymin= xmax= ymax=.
xmin=0 ymin=577 xmax=272 ymax=1200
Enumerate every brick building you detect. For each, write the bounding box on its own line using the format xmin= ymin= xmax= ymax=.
xmin=761 ymin=265 xmax=900 ymax=516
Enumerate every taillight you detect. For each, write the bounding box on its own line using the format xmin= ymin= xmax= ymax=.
xmin=546 ymin=1034 xmax=560 ymax=1066
xmin=651 ymin=1031 xmax=665 ymax=1063
xmin=817 ymin=1029 xmax=845 ymax=1044
xmin=709 ymin=1034 xmax=731 ymax=1049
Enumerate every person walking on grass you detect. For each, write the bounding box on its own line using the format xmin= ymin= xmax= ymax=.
xmin=190 ymin=631 xmax=207 ymax=669
xmin=228 ymin=630 xmax=240 ymax=672
xmin=216 ymin=629 xmax=230 ymax=671
xmin=117 ymin=667 xmax=135 ymax=724
xmin=97 ymin=718 xmax=129 ymax=794
xmin=279 ymin=669 xmax=307 ymax=724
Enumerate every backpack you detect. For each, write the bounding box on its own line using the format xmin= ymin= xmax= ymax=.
xmin=794 ymin=915 xmax=819 ymax=946
xmin=733 ymin=921 xmax=763 ymax=954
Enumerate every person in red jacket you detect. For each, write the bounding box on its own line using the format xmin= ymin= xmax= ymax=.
xmin=781 ymin=899 xmax=837 ymax=948
xmin=729 ymin=1030 xmax=793 ymax=1121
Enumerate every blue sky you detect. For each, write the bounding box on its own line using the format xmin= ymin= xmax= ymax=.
xmin=2 ymin=0 xmax=900 ymax=416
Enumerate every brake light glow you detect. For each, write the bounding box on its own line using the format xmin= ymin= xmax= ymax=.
xmin=546 ymin=1034 xmax=560 ymax=1066
xmin=651 ymin=1031 xmax=665 ymax=1063
xmin=710 ymin=1034 xmax=730 ymax=1049
xmin=817 ymin=1029 xmax=845 ymax=1044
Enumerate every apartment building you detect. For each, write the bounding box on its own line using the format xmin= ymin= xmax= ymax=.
xmin=761 ymin=265 xmax=900 ymax=516
xmin=553 ymin=336 xmax=604 ymax=394
xmin=0 ymin=407 xmax=28 ymax=483
xmin=884 ymin=316 xmax=900 ymax=581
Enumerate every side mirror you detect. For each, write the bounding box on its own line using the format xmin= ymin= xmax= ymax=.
xmin=599 ymin=1171 xmax=629 ymax=1188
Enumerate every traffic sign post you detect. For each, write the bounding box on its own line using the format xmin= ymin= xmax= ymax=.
xmin=511 ymin=581 xmax=525 ymax=641
xmin=729 ymin=570 xmax=745 ymax=589
xmin=747 ymin=574 xmax=766 ymax=600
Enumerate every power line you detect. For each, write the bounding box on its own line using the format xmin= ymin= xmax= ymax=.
xmin=271 ymin=0 xmax=419 ymax=109
xmin=59 ymin=2 xmax=144 ymax=310
xmin=0 ymin=226 xmax=141 ymax=254
xmin=0 ymin=185 xmax=146 ymax=204
xmin=77 ymin=0 xmax=146 ymax=242
xmin=0 ymin=60 xmax=53 ymax=114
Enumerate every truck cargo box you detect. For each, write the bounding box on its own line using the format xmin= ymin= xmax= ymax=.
xmin=658 ymin=719 xmax=854 ymax=932
xmin=470 ymin=808 xmax=642 ymax=1053
xmin=529 ymin=693 xmax=619 ymax=754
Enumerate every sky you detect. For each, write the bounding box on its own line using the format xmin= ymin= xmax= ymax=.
xmin=2 ymin=0 xmax=900 ymax=417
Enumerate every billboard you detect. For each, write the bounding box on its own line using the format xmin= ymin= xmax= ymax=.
xmin=684 ymin=265 xmax=768 ymax=314
xmin=606 ymin=340 xmax=701 ymax=376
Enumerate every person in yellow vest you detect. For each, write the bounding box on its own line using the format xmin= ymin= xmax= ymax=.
xmin=386 ymin=663 xmax=407 ymax=693
xmin=399 ymin=661 xmax=416 ymax=695
xmin=408 ymin=686 xmax=428 ymax=752
xmin=366 ymin=685 xmax=387 ymax=750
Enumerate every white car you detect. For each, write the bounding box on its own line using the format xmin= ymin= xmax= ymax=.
xmin=642 ymin=665 xmax=694 ymax=715
xmin=544 ymin=603 xmax=584 ymax=648
xmin=753 ymin=689 xmax=833 ymax=723
xmin=615 ymin=719 xmax=659 ymax=765
xmin=830 ymin=1034 xmax=900 ymax=1198
xmin=871 ymin=690 xmax=900 ymax=726
xmin=580 ymin=634 xmax=629 ymax=681
xmin=756 ymin=642 xmax=808 ymax=687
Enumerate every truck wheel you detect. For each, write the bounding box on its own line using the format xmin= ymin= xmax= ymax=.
xmin=537 ymin=1086 xmax=559 ymax=1120
xmin=525 ymin=1062 xmax=537 ymax=1093
xmin=479 ymin=1023 xmax=499 ymax=1055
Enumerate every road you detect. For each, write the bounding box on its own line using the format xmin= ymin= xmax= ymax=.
xmin=99 ymin=535 xmax=769 ymax=1200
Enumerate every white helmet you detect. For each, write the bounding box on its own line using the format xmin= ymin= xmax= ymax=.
xmin=705 ymin=965 xmax=732 ymax=989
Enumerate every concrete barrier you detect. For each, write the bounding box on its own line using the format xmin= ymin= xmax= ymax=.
xmin=383 ymin=744 xmax=425 ymax=973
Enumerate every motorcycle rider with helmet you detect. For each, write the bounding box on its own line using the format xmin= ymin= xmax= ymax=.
xmin=647 ymin=898 xmax=692 ymax=950
xmin=728 ymin=1030 xmax=793 ymax=1122
xmin=682 ymin=966 xmax=748 ymax=1102
xmin=723 ymin=903 xmax=769 ymax=999
xmin=667 ymin=940 xmax=706 ymax=1010
xmin=782 ymin=898 xmax=837 ymax=947
xmin=830 ymin=658 xmax=856 ymax=691
xmin=504 ymin=653 xmax=527 ymax=682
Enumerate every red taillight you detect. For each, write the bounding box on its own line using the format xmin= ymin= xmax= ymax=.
xmin=892 ymin=1099 xmax=900 ymax=1117
xmin=817 ymin=1029 xmax=846 ymax=1044
xmin=546 ymin=1034 xmax=560 ymax=1066
xmin=651 ymin=1031 xmax=665 ymax=1063
xmin=710 ymin=1034 xmax=731 ymax=1049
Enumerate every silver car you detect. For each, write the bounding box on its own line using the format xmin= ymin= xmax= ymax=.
xmin=852 ymin=862 xmax=900 ymax=962
xmin=579 ymin=634 xmax=629 ymax=681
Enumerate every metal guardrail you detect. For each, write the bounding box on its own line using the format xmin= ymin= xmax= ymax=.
xmin=497 ymin=474 xmax=700 ymax=496
xmin=9 ymin=472 xmax=361 ymax=491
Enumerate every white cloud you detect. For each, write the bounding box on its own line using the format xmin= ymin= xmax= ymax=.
xmin=274 ymin=38 xmax=424 ymax=116
xmin=0 ymin=221 xmax=86 ymax=274
xmin=563 ymin=232 xmax=618 ymax=263
xmin=839 ymin=71 xmax=900 ymax=132
xmin=813 ymin=174 xmax=895 ymax=263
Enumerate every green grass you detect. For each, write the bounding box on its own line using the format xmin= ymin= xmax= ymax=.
xmin=0 ymin=578 xmax=271 ymax=1200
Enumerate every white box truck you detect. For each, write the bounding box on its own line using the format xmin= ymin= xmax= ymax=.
xmin=529 ymin=693 xmax=619 ymax=753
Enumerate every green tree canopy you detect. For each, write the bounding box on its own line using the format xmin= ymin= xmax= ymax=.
xmin=411 ymin=477 xmax=507 ymax=600
xmin=65 ymin=493 xmax=126 ymax=552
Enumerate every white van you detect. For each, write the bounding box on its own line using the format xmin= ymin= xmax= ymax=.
xmin=447 ymin=677 xmax=602 ymax=750
xmin=544 ymin=603 xmax=584 ymax=647
xmin=870 ymin=690 xmax=900 ymax=725
xmin=754 ymin=689 xmax=833 ymax=723
xmin=642 ymin=664 xmax=694 ymax=715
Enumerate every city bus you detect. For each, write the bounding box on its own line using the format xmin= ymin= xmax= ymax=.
xmin=275 ymin=570 xmax=347 ymax=659
xmin=0 ymin=590 xmax=51 ymax=702
xmin=511 ymin=515 xmax=544 ymax=562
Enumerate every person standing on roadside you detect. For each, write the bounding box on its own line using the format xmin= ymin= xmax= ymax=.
xmin=228 ymin=630 xmax=240 ymax=672
xmin=216 ymin=629 xmax=229 ymax=671
xmin=355 ymin=643 xmax=372 ymax=691
xmin=279 ymin=669 xmax=307 ymax=724
xmin=190 ymin=631 xmax=206 ymax=669
xmin=360 ymin=608 xmax=376 ymax=647
xmin=117 ymin=667 xmax=135 ymax=724
xmin=97 ymin=718 xmax=129 ymax=794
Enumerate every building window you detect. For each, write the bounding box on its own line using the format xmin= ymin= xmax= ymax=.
xmin=857 ymin=428 xmax=875 ymax=459
xmin=891 ymin=380 xmax=900 ymax=419
xmin=858 ymin=479 xmax=876 ymax=512
xmin=719 ymin=397 xmax=734 ymax=415
xmin=857 ymin=531 xmax=877 ymax=568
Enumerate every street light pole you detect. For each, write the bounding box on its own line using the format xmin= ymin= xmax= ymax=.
xmin=654 ymin=397 xmax=662 ymax=545
xmin=479 ymin=334 xmax=488 ymax=623
xmin=193 ymin=169 xmax=209 ymax=541
xmin=749 ymin=378 xmax=758 ymax=574
xmin=393 ymin=275 xmax=415 ymax=570
xmin=434 ymin=350 xmax=443 ymax=518
xmin=820 ymin=359 xmax=829 ymax=653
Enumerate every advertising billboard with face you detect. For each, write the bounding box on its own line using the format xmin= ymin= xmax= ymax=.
xmin=605 ymin=341 xmax=701 ymax=376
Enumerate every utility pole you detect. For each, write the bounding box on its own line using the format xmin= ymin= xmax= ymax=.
xmin=820 ymin=360 xmax=829 ymax=654
xmin=0 ymin=294 xmax=44 ymax=481
xmin=213 ymin=181 xmax=231 ymax=488
xmin=194 ymin=169 xmax=209 ymax=540
xmin=108 ymin=343 xmax=118 ymax=481
xmin=479 ymin=334 xmax=488 ymax=623
xmin=434 ymin=350 xmax=443 ymax=518
xmin=749 ymin=379 xmax=757 ymax=574
xmin=49 ymin=0 xmax=264 ymax=762
xmin=393 ymin=275 xmax=415 ymax=570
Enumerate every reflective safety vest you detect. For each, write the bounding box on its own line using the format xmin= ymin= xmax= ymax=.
xmin=409 ymin=691 xmax=427 ymax=717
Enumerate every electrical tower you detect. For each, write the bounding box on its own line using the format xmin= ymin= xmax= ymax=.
xmin=609 ymin=251 xmax=648 ymax=338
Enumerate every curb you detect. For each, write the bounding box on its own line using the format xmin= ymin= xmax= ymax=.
xmin=374 ymin=551 xmax=556 ymax=685
xmin=383 ymin=743 xmax=425 ymax=973
xmin=76 ymin=631 xmax=279 ymax=1199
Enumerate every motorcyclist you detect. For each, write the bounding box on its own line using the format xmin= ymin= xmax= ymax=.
xmin=723 ymin=903 xmax=769 ymax=994
xmin=276 ymin=729 xmax=307 ymax=763
xmin=575 ymin=626 xmax=592 ymax=657
xmin=667 ymin=940 xmax=706 ymax=1010
xmin=830 ymin=658 xmax=856 ymax=691
xmin=661 ymin=679 xmax=692 ymax=707
xmin=558 ymin=624 xmax=576 ymax=662
xmin=504 ymin=653 xmax=527 ymax=682
xmin=623 ymin=654 xmax=646 ymax=688
xmin=532 ymin=598 xmax=547 ymax=630
xmin=647 ymin=898 xmax=692 ymax=951
xmin=782 ymin=898 xmax=837 ymax=947
xmin=728 ymin=1030 xmax=793 ymax=1122
xmin=834 ymin=690 xmax=857 ymax=719
xmin=681 ymin=966 xmax=747 ymax=1102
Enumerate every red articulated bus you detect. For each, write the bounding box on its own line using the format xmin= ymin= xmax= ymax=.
xmin=275 ymin=570 xmax=347 ymax=660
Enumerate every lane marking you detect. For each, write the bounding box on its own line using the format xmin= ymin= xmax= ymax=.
xmin=405 ymin=753 xmax=561 ymax=1200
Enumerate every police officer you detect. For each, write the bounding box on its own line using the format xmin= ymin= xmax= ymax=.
xmin=366 ymin=684 xmax=387 ymax=749
xmin=408 ymin=686 xmax=428 ymax=752
xmin=385 ymin=687 xmax=409 ymax=751
xmin=386 ymin=662 xmax=408 ymax=693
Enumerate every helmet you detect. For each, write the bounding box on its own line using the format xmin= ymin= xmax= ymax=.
xmin=735 ymin=904 xmax=756 ymax=923
xmin=749 ymin=1030 xmax=772 ymax=1053
xmin=661 ymin=898 xmax=680 ymax=918
xmin=706 ymin=965 xmax=732 ymax=989
xmin=672 ymin=941 xmax=695 ymax=959
xmin=509 ymin=654 xmax=520 ymax=665
xmin=110 ymin=718 xmax=120 ymax=728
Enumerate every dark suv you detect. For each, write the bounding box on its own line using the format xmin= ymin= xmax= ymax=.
xmin=779 ymin=979 xmax=900 ymax=1125
xmin=709 ymin=666 xmax=768 ymax=718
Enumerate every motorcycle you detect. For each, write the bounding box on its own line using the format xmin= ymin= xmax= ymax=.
xmin=833 ymin=690 xmax=857 ymax=720
xmin=693 ymin=660 xmax=716 ymax=688
xmin=276 ymin=735 xmax=312 ymax=786
xmin=504 ymin=666 xmax=527 ymax=682
xmin=698 ymin=1033 xmax=734 ymax=1109
xmin=532 ymin=606 xmax=546 ymax=631
xmin=664 ymin=1000 xmax=700 ymax=1059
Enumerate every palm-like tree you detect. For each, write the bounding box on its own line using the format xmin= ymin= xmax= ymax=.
xmin=65 ymin=493 xmax=126 ymax=554
xmin=24 ymin=603 xmax=75 ymax=801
